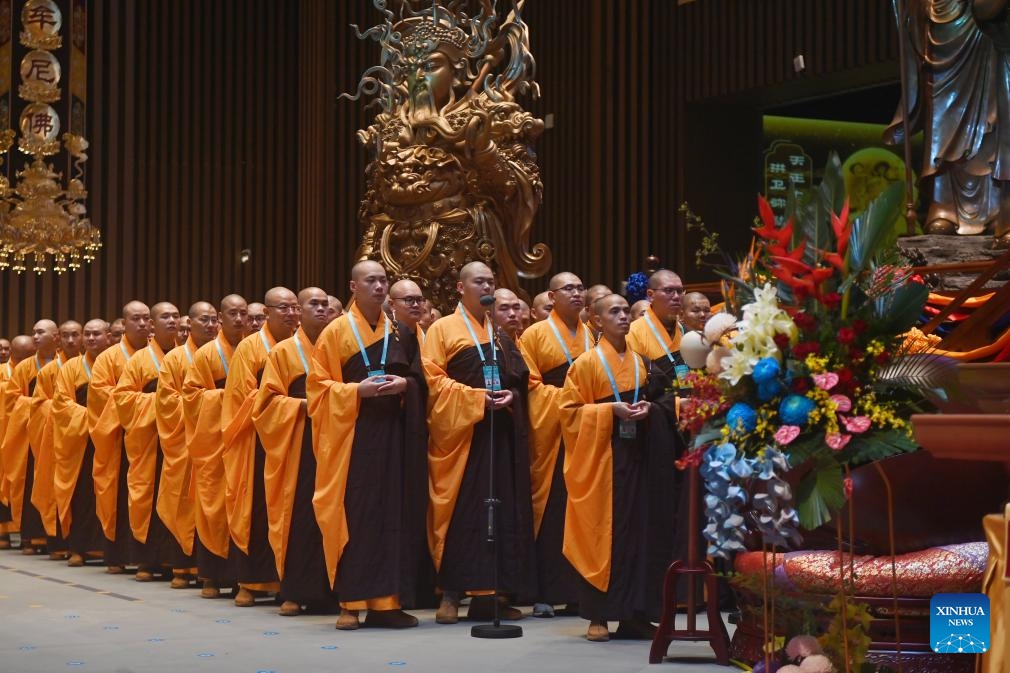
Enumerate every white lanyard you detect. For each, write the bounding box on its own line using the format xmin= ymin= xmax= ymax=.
xmin=82 ymin=354 xmax=93 ymax=381
xmin=643 ymin=313 xmax=678 ymax=363
xmin=292 ymin=332 xmax=311 ymax=375
xmin=215 ymin=339 xmax=230 ymax=377
xmin=348 ymin=312 xmax=389 ymax=373
xmin=459 ymin=304 xmax=496 ymax=363
xmin=147 ymin=345 xmax=161 ymax=370
xmin=594 ymin=345 xmax=640 ymax=404
xmin=546 ymin=316 xmax=590 ymax=366
xmin=259 ymin=330 xmax=273 ymax=354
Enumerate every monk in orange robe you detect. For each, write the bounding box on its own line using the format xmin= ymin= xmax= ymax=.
xmin=52 ymin=319 xmax=111 ymax=567
xmin=388 ymin=278 xmax=437 ymax=609
xmin=223 ymin=288 xmax=299 ymax=606
xmin=155 ymin=302 xmax=217 ymax=588
xmin=254 ymin=287 xmax=337 ymax=617
xmin=183 ymin=294 xmax=248 ymax=599
xmin=0 ymin=335 xmax=34 ymax=548
xmin=518 ymin=272 xmax=593 ymax=618
xmin=2 ymin=319 xmax=60 ymax=554
xmin=91 ymin=301 xmax=152 ymax=572
xmin=423 ymin=261 xmax=535 ymax=624
xmin=30 ymin=320 xmax=83 ymax=558
xmin=307 ymin=264 xmax=430 ymax=630
xmin=560 ymin=293 xmax=676 ymax=642
xmin=114 ymin=302 xmax=193 ymax=582
xmin=493 ymin=288 xmax=523 ymax=342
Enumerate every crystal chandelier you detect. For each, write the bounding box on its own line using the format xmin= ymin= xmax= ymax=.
xmin=0 ymin=0 xmax=100 ymax=274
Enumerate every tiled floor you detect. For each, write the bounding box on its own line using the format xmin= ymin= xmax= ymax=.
xmin=0 ymin=550 xmax=738 ymax=673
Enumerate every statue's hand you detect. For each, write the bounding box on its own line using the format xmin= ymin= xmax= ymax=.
xmin=465 ymin=111 xmax=493 ymax=155
xmin=974 ymin=0 xmax=1009 ymax=22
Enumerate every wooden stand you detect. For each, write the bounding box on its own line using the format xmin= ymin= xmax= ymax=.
xmin=649 ymin=461 xmax=731 ymax=665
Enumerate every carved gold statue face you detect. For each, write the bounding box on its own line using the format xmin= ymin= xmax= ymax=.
xmin=405 ymin=49 xmax=455 ymax=114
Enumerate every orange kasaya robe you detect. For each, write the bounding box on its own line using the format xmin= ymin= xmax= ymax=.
xmin=29 ymin=353 xmax=68 ymax=536
xmin=559 ymin=338 xmax=647 ymax=592
xmin=114 ymin=341 xmax=172 ymax=544
xmin=222 ymin=328 xmax=280 ymax=554
xmin=2 ymin=355 xmax=48 ymax=530
xmin=89 ymin=340 xmax=141 ymax=540
xmin=182 ymin=332 xmax=234 ymax=559
xmin=421 ymin=305 xmax=536 ymax=599
xmin=254 ymin=327 xmax=314 ymax=580
xmin=627 ymin=306 xmax=687 ymax=409
xmin=155 ymin=338 xmax=197 ymax=555
xmin=0 ymin=359 xmax=17 ymax=533
xmin=420 ymin=308 xmax=493 ymax=571
xmin=518 ymin=310 xmax=593 ymax=535
xmin=52 ymin=354 xmax=94 ymax=535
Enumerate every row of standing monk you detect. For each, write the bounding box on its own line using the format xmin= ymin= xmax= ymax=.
xmin=0 ymin=261 xmax=701 ymax=643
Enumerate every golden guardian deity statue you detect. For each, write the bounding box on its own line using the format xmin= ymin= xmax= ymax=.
xmin=345 ymin=0 xmax=551 ymax=311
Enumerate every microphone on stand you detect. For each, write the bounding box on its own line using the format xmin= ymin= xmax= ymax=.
xmin=471 ymin=292 xmax=522 ymax=639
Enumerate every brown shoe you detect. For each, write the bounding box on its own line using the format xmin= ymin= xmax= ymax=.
xmin=106 ymin=565 xmax=125 ymax=575
xmin=364 ymin=609 xmax=419 ymax=629
xmin=135 ymin=570 xmax=155 ymax=582
xmin=21 ymin=546 xmax=37 ymax=555
xmin=278 ymin=600 xmax=301 ymax=616
xmin=466 ymin=596 xmax=524 ymax=621
xmin=586 ymin=621 xmax=610 ymax=642
xmin=614 ymin=617 xmax=657 ymax=640
xmin=170 ymin=576 xmax=190 ymax=589
xmin=67 ymin=554 xmax=85 ymax=567
xmin=49 ymin=551 xmax=69 ymax=561
xmin=234 ymin=587 xmax=256 ymax=607
xmin=335 ymin=609 xmax=360 ymax=630
xmin=435 ymin=596 xmax=459 ymax=624
xmin=200 ymin=580 xmax=221 ymax=599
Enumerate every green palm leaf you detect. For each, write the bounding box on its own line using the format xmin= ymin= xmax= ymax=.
xmin=849 ymin=182 xmax=903 ymax=273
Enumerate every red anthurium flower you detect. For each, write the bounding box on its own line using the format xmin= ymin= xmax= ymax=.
xmin=831 ymin=200 xmax=851 ymax=256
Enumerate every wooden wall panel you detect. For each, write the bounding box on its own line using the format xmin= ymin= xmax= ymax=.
xmin=0 ymin=0 xmax=902 ymax=335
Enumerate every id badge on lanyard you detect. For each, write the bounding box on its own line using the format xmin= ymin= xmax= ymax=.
xmin=368 ymin=369 xmax=386 ymax=379
xmin=618 ymin=419 xmax=637 ymax=439
xmin=483 ymin=364 xmax=501 ymax=392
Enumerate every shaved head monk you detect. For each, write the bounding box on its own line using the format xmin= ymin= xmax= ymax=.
xmin=182 ymin=294 xmax=248 ymax=598
xmin=326 ymin=296 xmax=344 ymax=321
xmin=422 ymin=261 xmax=535 ymax=624
xmin=52 ymin=318 xmax=111 ymax=567
xmin=255 ymin=287 xmax=338 ymax=617
xmin=222 ymin=287 xmax=299 ymax=605
xmin=0 ymin=338 xmax=10 ymax=364
xmin=493 ymin=288 xmax=523 ymax=341
xmin=0 ymin=334 xmax=34 ymax=547
xmin=306 ymin=262 xmax=428 ymax=629
xmin=246 ymin=302 xmax=267 ymax=335
xmin=531 ymin=291 xmax=553 ymax=322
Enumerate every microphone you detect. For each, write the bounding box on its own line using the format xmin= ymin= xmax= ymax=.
xmin=479 ymin=294 xmax=496 ymax=309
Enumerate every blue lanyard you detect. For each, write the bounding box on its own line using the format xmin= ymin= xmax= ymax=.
xmin=292 ymin=332 xmax=311 ymax=375
xmin=643 ymin=313 xmax=678 ymax=363
xmin=348 ymin=311 xmax=389 ymax=372
xmin=215 ymin=339 xmax=230 ymax=377
xmin=594 ymin=345 xmax=640 ymax=404
xmin=259 ymin=330 xmax=273 ymax=354
xmin=546 ymin=316 xmax=591 ymax=366
xmin=459 ymin=304 xmax=495 ymax=363
xmin=82 ymin=354 xmax=93 ymax=381
xmin=147 ymin=345 xmax=162 ymax=370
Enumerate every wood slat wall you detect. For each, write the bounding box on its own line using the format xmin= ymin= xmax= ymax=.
xmin=0 ymin=0 xmax=900 ymax=335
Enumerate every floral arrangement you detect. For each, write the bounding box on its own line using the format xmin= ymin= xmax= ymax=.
xmin=680 ymin=154 xmax=937 ymax=557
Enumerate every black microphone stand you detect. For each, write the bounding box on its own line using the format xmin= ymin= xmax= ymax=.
xmin=471 ymin=302 xmax=522 ymax=639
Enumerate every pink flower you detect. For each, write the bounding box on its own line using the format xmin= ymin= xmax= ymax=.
xmin=829 ymin=394 xmax=851 ymax=413
xmin=774 ymin=425 xmax=801 ymax=446
xmin=844 ymin=477 xmax=853 ymax=498
xmin=826 ymin=432 xmax=851 ymax=450
xmin=785 ymin=635 xmax=823 ymax=659
xmin=812 ymin=372 xmax=839 ymax=391
xmin=841 ymin=415 xmax=871 ymax=434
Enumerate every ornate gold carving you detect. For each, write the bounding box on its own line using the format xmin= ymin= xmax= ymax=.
xmin=346 ymin=1 xmax=551 ymax=311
